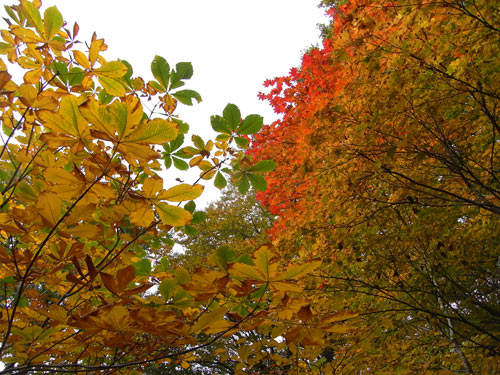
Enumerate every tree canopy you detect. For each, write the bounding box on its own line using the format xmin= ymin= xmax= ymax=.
xmin=251 ymin=0 xmax=499 ymax=373
xmin=0 ymin=0 xmax=499 ymax=374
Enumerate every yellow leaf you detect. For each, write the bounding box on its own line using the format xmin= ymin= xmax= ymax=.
xmin=190 ymin=307 xmax=227 ymax=333
xmin=95 ymin=305 xmax=131 ymax=331
xmin=88 ymin=34 xmax=106 ymax=66
xmin=36 ymin=192 xmax=62 ymax=227
xmin=254 ymin=244 xmax=278 ymax=282
xmin=204 ymin=319 xmax=233 ymax=334
xmin=189 ymin=155 xmax=204 ymax=167
xmin=44 ymin=167 xmax=84 ymax=199
xmin=157 ymin=184 xmax=204 ymax=202
xmin=63 ymin=223 xmax=101 ymax=240
xmin=81 ymin=97 xmax=143 ymax=141
xmin=129 ymin=201 xmax=154 ymax=227
xmin=321 ymin=325 xmax=355 ymax=334
xmin=142 ymin=177 xmax=163 ymax=198
xmin=48 ymin=304 xmax=67 ymax=323
xmin=320 ymin=310 xmax=359 ymax=324
xmin=73 ymin=50 xmax=90 ymax=69
xmin=155 ymin=203 xmax=192 ymax=227
xmin=38 ymin=95 xmax=88 ymax=138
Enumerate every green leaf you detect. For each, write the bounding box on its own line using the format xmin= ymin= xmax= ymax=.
xmin=236 ymin=254 xmax=253 ymax=265
xmin=174 ymin=267 xmax=190 ymax=285
xmin=151 ymin=55 xmax=170 ymax=89
xmin=217 ymin=245 xmax=236 ymax=265
xmin=169 ymin=134 xmax=184 ymax=152
xmin=98 ymin=88 xmax=113 ymax=105
xmin=247 ymin=173 xmax=267 ymax=191
xmin=172 ymin=157 xmax=189 ymax=170
xmin=173 ymin=89 xmax=202 ymax=105
xmin=132 ymin=258 xmax=151 ymax=276
xmin=211 ymin=115 xmax=231 ymax=134
xmin=234 ymin=136 xmax=249 ymax=149
xmin=121 ymin=59 xmax=134 ymax=85
xmin=223 ymin=103 xmax=241 ymax=131
xmin=170 ymin=62 xmax=193 ymax=89
xmin=68 ymin=67 xmax=85 ymax=87
xmin=184 ymin=200 xmax=196 ymax=213
xmin=238 ymin=174 xmax=250 ymax=194
xmin=249 ymin=160 xmax=276 ymax=173
xmin=214 ymin=172 xmax=227 ymax=189
xmin=44 ymin=6 xmax=63 ymax=41
xmin=169 ymin=62 xmax=193 ymax=90
xmin=159 ymin=278 xmax=177 ymax=300
xmin=183 ymin=225 xmax=198 ymax=236
xmin=191 ymin=211 xmax=207 ymax=224
xmin=164 ymin=156 xmax=172 ymax=169
xmin=173 ymin=149 xmax=190 ymax=159
xmin=238 ymin=114 xmax=263 ymax=135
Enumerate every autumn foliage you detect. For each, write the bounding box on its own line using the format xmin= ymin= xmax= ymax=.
xmin=1 ymin=0 xmax=499 ymax=374
xmin=0 ymin=1 xmax=329 ymax=374
xmin=251 ymin=0 xmax=500 ymax=373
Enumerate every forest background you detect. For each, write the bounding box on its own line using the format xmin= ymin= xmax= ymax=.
xmin=0 ymin=0 xmax=499 ymax=374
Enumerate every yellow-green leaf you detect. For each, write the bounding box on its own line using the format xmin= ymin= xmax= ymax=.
xmin=157 ymin=184 xmax=204 ymax=202
xmin=155 ymin=203 xmax=192 ymax=227
xmin=94 ymin=61 xmax=128 ymax=78
xmin=20 ymin=0 xmax=43 ymax=35
xmin=98 ymin=76 xmax=125 ymax=97
xmin=274 ymin=260 xmax=322 ymax=281
xmin=43 ymin=6 xmax=63 ymax=41
xmin=124 ymin=118 xmax=177 ymax=144
xmin=229 ymin=263 xmax=266 ymax=282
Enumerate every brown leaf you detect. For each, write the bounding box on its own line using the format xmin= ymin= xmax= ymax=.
xmin=116 ymin=265 xmax=135 ymax=292
xmin=297 ymin=304 xmax=314 ymax=322
xmin=100 ymin=272 xmax=118 ymax=294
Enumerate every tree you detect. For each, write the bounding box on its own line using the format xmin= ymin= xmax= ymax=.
xmin=0 ymin=1 xmax=326 ymax=374
xmin=251 ymin=0 xmax=500 ymax=373
xmin=171 ymin=186 xmax=273 ymax=271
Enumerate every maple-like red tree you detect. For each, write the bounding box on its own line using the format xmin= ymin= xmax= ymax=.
xmin=251 ymin=0 xmax=499 ymax=373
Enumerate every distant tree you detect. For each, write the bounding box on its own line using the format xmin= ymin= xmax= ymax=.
xmin=171 ymin=186 xmax=273 ymax=271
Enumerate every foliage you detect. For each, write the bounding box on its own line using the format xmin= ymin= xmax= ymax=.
xmin=251 ymin=0 xmax=500 ymax=373
xmin=171 ymin=186 xmax=273 ymax=271
xmin=0 ymin=1 xmax=328 ymax=374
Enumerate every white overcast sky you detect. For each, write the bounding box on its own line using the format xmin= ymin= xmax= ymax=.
xmin=1 ymin=0 xmax=329 ymax=205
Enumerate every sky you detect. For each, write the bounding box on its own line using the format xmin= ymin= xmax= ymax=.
xmin=1 ymin=0 xmax=329 ymax=205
